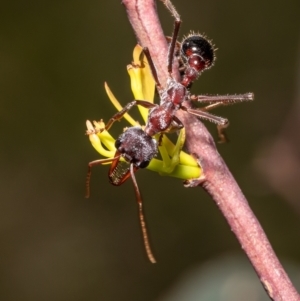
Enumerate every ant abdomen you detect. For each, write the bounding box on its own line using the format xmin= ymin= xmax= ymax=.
xmin=180 ymin=35 xmax=215 ymax=84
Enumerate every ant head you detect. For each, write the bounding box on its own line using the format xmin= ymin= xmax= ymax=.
xmin=181 ymin=34 xmax=215 ymax=73
xmin=115 ymin=127 xmax=158 ymax=168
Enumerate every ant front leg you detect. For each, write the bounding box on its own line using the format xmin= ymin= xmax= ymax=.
xmin=103 ymin=100 xmax=157 ymax=132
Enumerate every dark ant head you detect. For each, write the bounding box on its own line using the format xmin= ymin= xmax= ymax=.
xmin=115 ymin=127 xmax=158 ymax=168
xmin=181 ymin=34 xmax=215 ymax=73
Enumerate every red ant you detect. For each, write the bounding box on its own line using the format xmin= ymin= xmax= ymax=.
xmin=86 ymin=0 xmax=254 ymax=263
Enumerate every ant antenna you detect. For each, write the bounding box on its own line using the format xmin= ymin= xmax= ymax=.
xmin=130 ymin=164 xmax=156 ymax=263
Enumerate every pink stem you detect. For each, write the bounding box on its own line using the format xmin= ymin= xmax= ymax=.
xmin=122 ymin=0 xmax=300 ymax=300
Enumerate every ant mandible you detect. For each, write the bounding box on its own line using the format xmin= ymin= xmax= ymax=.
xmin=86 ymin=0 xmax=254 ymax=264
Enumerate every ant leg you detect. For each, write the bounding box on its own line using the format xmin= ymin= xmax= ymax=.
xmin=160 ymin=0 xmax=181 ymax=21
xmin=143 ymin=47 xmax=162 ymax=89
xmin=129 ymin=164 xmax=156 ymax=263
xmin=189 ymin=93 xmax=253 ymax=142
xmin=104 ymin=100 xmax=157 ymax=132
xmin=182 ymin=105 xmax=229 ymax=126
xmin=169 ymin=115 xmax=184 ymax=131
xmin=159 ymin=0 xmax=182 ymax=74
xmin=85 ymin=155 xmax=121 ymax=198
xmin=183 ymin=106 xmax=230 ymax=142
xmin=217 ymin=123 xmax=229 ymax=143
xmin=190 ymin=93 xmax=254 ymax=110
xmin=181 ymin=105 xmax=230 ymax=142
xmin=167 ymin=19 xmax=181 ymax=74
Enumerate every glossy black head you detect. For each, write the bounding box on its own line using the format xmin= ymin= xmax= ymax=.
xmin=115 ymin=127 xmax=158 ymax=168
xmin=181 ymin=34 xmax=215 ymax=71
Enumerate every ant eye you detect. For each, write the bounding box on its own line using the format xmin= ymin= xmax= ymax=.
xmin=181 ymin=35 xmax=215 ymax=68
xmin=139 ymin=160 xmax=150 ymax=169
xmin=115 ymin=139 xmax=121 ymax=149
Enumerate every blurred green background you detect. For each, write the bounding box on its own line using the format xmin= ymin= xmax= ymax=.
xmin=0 ymin=0 xmax=300 ymax=300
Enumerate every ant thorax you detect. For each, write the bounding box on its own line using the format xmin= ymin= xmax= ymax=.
xmin=145 ymin=101 xmax=176 ymax=136
xmin=143 ymin=78 xmax=187 ymax=137
xmin=161 ymin=78 xmax=187 ymax=106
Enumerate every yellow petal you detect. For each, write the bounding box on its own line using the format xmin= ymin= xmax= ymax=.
xmin=127 ymin=45 xmax=156 ymax=122
xmin=86 ymin=120 xmax=115 ymax=159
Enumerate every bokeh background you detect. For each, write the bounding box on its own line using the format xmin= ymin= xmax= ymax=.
xmin=1 ymin=0 xmax=300 ymax=300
